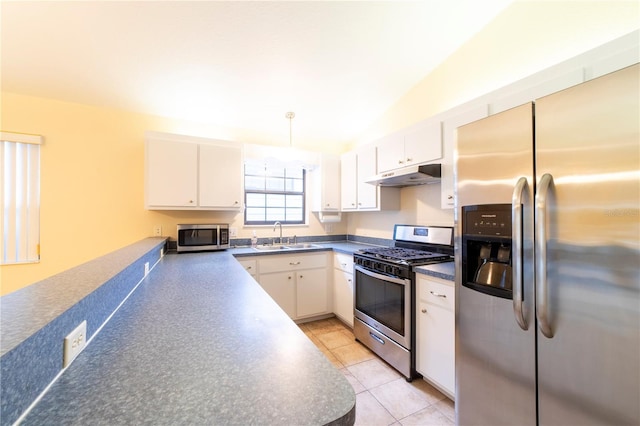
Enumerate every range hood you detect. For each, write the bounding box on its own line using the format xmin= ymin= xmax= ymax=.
xmin=366 ymin=163 xmax=441 ymax=187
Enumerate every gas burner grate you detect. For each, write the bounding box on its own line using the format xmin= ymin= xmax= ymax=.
xmin=358 ymin=247 xmax=449 ymax=263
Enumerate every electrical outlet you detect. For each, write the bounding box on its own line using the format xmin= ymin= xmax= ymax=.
xmin=153 ymin=225 xmax=162 ymax=237
xmin=229 ymin=227 xmax=238 ymax=237
xmin=63 ymin=320 xmax=87 ymax=368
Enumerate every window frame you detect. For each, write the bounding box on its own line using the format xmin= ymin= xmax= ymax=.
xmin=1 ymin=132 xmax=43 ymax=265
xmin=243 ymin=164 xmax=306 ymax=226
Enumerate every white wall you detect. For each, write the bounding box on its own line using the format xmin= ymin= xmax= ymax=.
xmin=346 ymin=0 xmax=639 ymax=237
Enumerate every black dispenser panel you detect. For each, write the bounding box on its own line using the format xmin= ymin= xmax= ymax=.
xmin=462 ymin=204 xmax=514 ymax=300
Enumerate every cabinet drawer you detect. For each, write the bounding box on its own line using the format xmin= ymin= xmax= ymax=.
xmin=334 ymin=252 xmax=354 ymax=273
xmin=259 ymin=253 xmax=327 ymax=274
xmin=237 ymin=259 xmax=257 ymax=275
xmin=418 ymin=278 xmax=454 ymax=311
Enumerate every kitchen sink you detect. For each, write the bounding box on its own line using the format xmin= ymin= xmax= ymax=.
xmin=252 ymin=243 xmax=320 ymax=251
xmin=283 ymin=243 xmax=320 ymax=249
xmin=253 ymin=245 xmax=290 ymax=251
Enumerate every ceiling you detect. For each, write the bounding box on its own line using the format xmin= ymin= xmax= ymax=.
xmin=1 ymin=1 xmax=513 ymax=149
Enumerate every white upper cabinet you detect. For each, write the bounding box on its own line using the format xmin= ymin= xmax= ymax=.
xmin=377 ymin=134 xmax=404 ymax=173
xmin=145 ymin=132 xmax=243 ymax=211
xmin=146 ymin=138 xmax=199 ymax=208
xmin=340 ymin=151 xmax=358 ymax=211
xmin=355 ymin=145 xmax=378 ymax=209
xmin=441 ymin=104 xmax=489 ymax=209
xmin=310 ymin=154 xmax=341 ymax=212
xmin=199 ymin=143 xmax=243 ymax=210
xmin=377 ymin=119 xmax=443 ymax=173
xmin=341 ymin=145 xmax=399 ymax=212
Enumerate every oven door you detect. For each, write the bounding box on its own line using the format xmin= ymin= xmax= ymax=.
xmin=354 ymin=264 xmax=411 ymax=349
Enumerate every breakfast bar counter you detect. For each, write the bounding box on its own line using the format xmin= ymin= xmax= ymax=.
xmin=20 ymin=251 xmax=356 ymax=425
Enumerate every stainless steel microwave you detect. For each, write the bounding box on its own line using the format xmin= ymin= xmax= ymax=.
xmin=176 ymin=224 xmax=230 ymax=252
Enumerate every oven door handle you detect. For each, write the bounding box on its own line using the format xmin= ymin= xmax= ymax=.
xmin=354 ymin=265 xmax=410 ymax=286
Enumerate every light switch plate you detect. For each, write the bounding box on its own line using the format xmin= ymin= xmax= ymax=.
xmin=63 ymin=320 xmax=87 ymax=368
xmin=229 ymin=227 xmax=238 ymax=237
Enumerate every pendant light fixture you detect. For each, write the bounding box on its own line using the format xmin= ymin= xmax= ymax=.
xmin=286 ymin=111 xmax=295 ymax=148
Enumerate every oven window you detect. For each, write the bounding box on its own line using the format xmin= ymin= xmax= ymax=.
xmin=355 ymin=269 xmax=405 ymax=335
xmin=179 ymin=229 xmax=216 ymax=246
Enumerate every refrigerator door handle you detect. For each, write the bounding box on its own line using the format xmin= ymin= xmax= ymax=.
xmin=535 ymin=173 xmax=554 ymax=338
xmin=512 ymin=177 xmax=528 ymax=330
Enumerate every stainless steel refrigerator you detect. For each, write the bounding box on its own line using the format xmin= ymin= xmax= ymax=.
xmin=455 ymin=63 xmax=639 ymax=425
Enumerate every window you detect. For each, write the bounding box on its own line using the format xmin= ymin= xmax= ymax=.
xmin=1 ymin=132 xmax=42 ymax=264
xmin=244 ymin=163 xmax=305 ymax=225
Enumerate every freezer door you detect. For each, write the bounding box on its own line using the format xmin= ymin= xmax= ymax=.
xmin=455 ymin=103 xmax=536 ymax=425
xmin=535 ymin=63 xmax=639 ymax=425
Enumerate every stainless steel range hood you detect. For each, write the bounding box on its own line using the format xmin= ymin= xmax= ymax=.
xmin=366 ymin=163 xmax=441 ymax=187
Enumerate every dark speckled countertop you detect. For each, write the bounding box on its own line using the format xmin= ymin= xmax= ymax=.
xmin=22 ymin=252 xmax=356 ymax=425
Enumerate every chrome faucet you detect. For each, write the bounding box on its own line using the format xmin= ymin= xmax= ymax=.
xmin=273 ymin=221 xmax=283 ymax=244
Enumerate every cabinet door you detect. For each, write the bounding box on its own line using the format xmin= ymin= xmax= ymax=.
xmin=199 ymin=144 xmax=242 ymax=210
xmin=312 ymin=154 xmax=341 ymax=211
xmin=417 ymin=300 xmax=455 ymax=396
xmin=340 ymin=151 xmax=358 ymax=211
xmin=404 ymin=120 xmax=442 ymax=166
xmin=259 ymin=272 xmax=296 ymax=318
xmin=377 ymin=135 xmax=404 ymax=173
xmin=441 ymin=105 xmax=489 ymax=209
xmin=237 ymin=259 xmax=257 ymax=277
xmin=333 ymin=268 xmax=354 ymax=327
xmin=296 ymin=268 xmax=329 ymax=318
xmin=146 ymin=139 xmax=198 ymax=208
xmin=356 ymin=146 xmax=378 ymax=209
xmin=416 ymin=276 xmax=455 ymax=397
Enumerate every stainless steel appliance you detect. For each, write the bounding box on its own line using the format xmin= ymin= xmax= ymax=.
xmin=456 ymin=64 xmax=639 ymax=425
xmin=353 ymin=225 xmax=453 ymax=380
xmin=176 ymin=224 xmax=230 ymax=252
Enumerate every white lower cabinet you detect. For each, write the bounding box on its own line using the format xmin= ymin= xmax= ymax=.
xmin=416 ymin=275 xmax=455 ymax=399
xmin=259 ymin=271 xmax=297 ymax=318
xmin=333 ymin=252 xmax=354 ymax=327
xmin=248 ymin=253 xmax=331 ymax=320
xmin=237 ymin=259 xmax=257 ymax=277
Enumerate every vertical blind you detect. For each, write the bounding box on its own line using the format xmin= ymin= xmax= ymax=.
xmin=1 ymin=132 xmax=42 ymax=264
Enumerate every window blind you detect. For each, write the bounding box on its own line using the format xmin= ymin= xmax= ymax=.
xmin=1 ymin=132 xmax=42 ymax=264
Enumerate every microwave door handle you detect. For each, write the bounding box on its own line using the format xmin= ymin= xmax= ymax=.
xmin=535 ymin=173 xmax=554 ymax=339
xmin=512 ymin=177 xmax=528 ymax=331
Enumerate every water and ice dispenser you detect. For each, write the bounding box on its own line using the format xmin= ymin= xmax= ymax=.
xmin=462 ymin=204 xmax=514 ymax=299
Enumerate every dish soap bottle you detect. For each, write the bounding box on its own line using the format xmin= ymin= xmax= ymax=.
xmin=251 ymin=231 xmax=258 ymax=248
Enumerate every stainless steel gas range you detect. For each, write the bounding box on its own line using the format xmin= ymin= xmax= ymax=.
xmin=353 ymin=225 xmax=453 ymax=381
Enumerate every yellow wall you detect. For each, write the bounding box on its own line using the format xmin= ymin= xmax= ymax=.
xmin=2 ymin=1 xmax=637 ymax=294
xmin=0 ymin=93 xmax=346 ymax=295
xmin=346 ymin=0 xmax=639 ymax=238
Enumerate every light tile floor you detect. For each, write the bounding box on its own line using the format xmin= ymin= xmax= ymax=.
xmin=299 ymin=317 xmax=455 ymax=426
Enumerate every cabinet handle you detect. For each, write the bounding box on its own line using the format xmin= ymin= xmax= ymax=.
xmin=189 ymin=200 xmax=194 ymax=203
xmin=347 ymin=279 xmax=352 ymax=283
xmin=289 ymin=261 xmax=301 ymax=266
xmin=447 ymin=195 xmax=453 ymax=200
xmin=299 ymin=275 xmax=303 ymax=279
xmin=398 ymin=160 xmax=404 ymax=164
xmin=430 ymin=291 xmax=447 ymax=298
xmin=234 ymin=201 xmax=239 ymax=205
xmin=421 ymin=308 xmax=427 ymax=313
xmin=246 ymin=266 xmax=252 ymax=270
xmin=406 ymin=158 xmax=412 ymax=162
xmin=288 ymin=276 xmax=292 ymax=280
